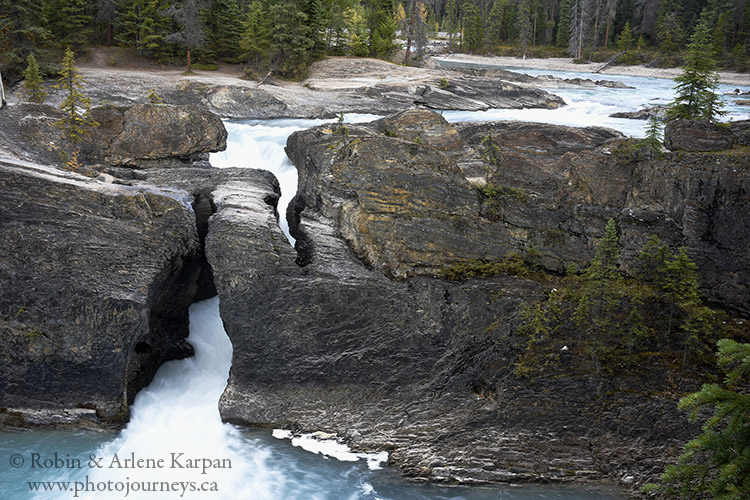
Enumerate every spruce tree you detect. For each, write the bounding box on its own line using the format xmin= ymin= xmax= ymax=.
xmin=651 ymin=339 xmax=750 ymax=498
xmin=203 ymin=0 xmax=243 ymax=61
xmin=366 ymin=0 xmax=397 ymax=58
xmin=268 ymin=0 xmax=314 ymax=78
xmin=616 ymin=20 xmax=635 ymax=51
xmin=55 ymin=48 xmax=95 ymax=144
xmin=346 ymin=4 xmax=370 ymax=57
xmin=46 ymin=0 xmax=93 ymax=48
xmin=556 ymin=0 xmax=572 ymax=47
xmin=23 ymin=54 xmax=47 ymax=104
xmin=166 ymin=0 xmax=207 ymax=73
xmin=517 ymin=0 xmax=531 ymax=58
xmin=240 ymin=1 xmax=270 ymax=64
xmin=668 ymin=14 xmax=725 ymax=122
xmin=644 ymin=114 xmax=663 ymax=155
xmin=463 ymin=1 xmax=484 ymax=53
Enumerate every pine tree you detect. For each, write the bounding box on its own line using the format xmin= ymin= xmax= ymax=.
xmin=203 ymin=0 xmax=243 ymax=60
xmin=643 ymin=114 xmax=663 ymax=154
xmin=443 ymin=0 xmax=459 ymax=49
xmin=463 ymin=1 xmax=484 ymax=53
xmin=517 ymin=0 xmax=531 ymax=57
xmin=657 ymin=11 xmax=683 ymax=53
xmin=367 ymin=0 xmax=397 ymax=58
xmin=0 ymin=0 xmax=50 ymax=73
xmin=651 ymin=339 xmax=750 ymax=498
xmin=268 ymin=0 xmax=314 ymax=78
xmin=55 ymin=48 xmax=95 ymax=144
xmin=306 ymin=0 xmax=328 ymax=59
xmin=668 ymin=13 xmax=725 ymax=122
xmin=616 ymin=20 xmax=635 ymax=51
xmin=556 ymin=0 xmax=572 ymax=47
xmin=346 ymin=4 xmax=370 ymax=56
xmin=117 ymin=0 xmax=168 ymax=57
xmin=166 ymin=0 xmax=207 ymax=73
xmin=96 ymin=0 xmax=119 ymax=45
xmin=240 ymin=1 xmax=270 ymax=63
xmin=46 ymin=0 xmax=93 ymax=48
xmin=23 ymin=54 xmax=47 ymax=104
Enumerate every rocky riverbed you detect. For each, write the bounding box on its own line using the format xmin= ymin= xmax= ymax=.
xmin=1 ymin=62 xmax=749 ymax=497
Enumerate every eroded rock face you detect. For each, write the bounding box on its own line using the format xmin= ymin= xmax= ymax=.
xmin=286 ymin=109 xmax=624 ymax=278
xmin=205 ymin=143 xmax=694 ymax=489
xmin=664 ymin=119 xmax=734 ymax=151
xmin=0 ymin=159 xmax=201 ymax=423
xmin=286 ymin=110 xmax=749 ymax=312
xmin=82 ymin=104 xmax=227 ymax=167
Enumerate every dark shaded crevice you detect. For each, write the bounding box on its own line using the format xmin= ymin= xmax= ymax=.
xmin=123 ymin=191 xmax=220 ymax=410
xmin=192 ymin=192 xmax=218 ymax=301
xmin=287 ymin=194 xmax=315 ymax=267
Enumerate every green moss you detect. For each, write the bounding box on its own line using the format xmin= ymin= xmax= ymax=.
xmin=438 ymin=252 xmax=543 ymax=282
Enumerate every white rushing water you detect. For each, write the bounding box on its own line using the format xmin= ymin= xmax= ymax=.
xmin=438 ymin=62 xmax=750 ymax=137
xmin=8 ymin=68 xmax=718 ymax=499
xmin=0 ymin=298 xmax=621 ymax=499
xmin=210 ymin=114 xmax=380 ymax=243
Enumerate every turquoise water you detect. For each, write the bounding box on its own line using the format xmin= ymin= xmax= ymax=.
xmin=0 ymin=299 xmax=623 ymax=499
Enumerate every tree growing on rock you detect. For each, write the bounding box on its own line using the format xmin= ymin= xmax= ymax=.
xmin=55 ymin=48 xmax=96 ymax=143
xmin=23 ymin=54 xmax=47 ymax=104
xmin=647 ymin=339 xmax=750 ymax=498
xmin=668 ymin=13 xmax=725 ymax=123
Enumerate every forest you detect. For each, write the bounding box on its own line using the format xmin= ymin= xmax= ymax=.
xmin=1 ymin=0 xmax=748 ymax=82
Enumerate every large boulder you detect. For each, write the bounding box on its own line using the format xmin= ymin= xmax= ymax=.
xmin=664 ymin=119 xmax=734 ymax=152
xmin=202 ymin=114 xmax=698 ymax=488
xmin=286 ymin=109 xmax=624 ymax=278
xmin=82 ymin=103 xmax=227 ymax=167
xmin=0 ymin=159 xmax=202 ymax=424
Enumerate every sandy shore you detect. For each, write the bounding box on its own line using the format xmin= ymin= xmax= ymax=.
xmin=431 ymin=54 xmax=750 ymax=87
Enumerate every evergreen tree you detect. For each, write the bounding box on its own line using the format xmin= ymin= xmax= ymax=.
xmin=517 ymin=0 xmax=531 ymax=57
xmin=55 ymin=48 xmax=95 ymax=143
xmin=668 ymin=13 xmax=725 ymax=122
xmin=346 ymin=4 xmax=370 ymax=56
xmin=46 ymin=0 xmax=93 ymax=48
xmin=240 ymin=0 xmax=270 ymax=63
xmin=23 ymin=54 xmax=47 ymax=104
xmin=0 ymin=0 xmax=50 ymax=73
xmin=463 ymin=1 xmax=484 ymax=53
xmin=117 ymin=0 xmax=169 ymax=57
xmin=650 ymin=339 xmax=750 ymax=498
xmin=367 ymin=0 xmax=397 ymax=58
xmin=616 ymin=20 xmax=635 ymax=50
xmin=305 ymin=0 xmax=328 ymax=59
xmin=443 ymin=0 xmax=460 ymax=49
xmin=268 ymin=0 xmax=314 ymax=78
xmin=556 ymin=0 xmax=572 ymax=47
xmin=657 ymin=11 xmax=683 ymax=53
xmin=166 ymin=0 xmax=207 ymax=72
xmin=203 ymin=0 xmax=243 ymax=60
xmin=643 ymin=114 xmax=663 ymax=155
xmin=96 ymin=0 xmax=119 ymax=45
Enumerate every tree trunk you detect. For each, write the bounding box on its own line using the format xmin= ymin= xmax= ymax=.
xmin=577 ymin=15 xmax=583 ymax=59
xmin=187 ymin=46 xmax=192 ymax=73
xmin=604 ymin=20 xmax=610 ymax=49
xmin=405 ymin=0 xmax=417 ymax=62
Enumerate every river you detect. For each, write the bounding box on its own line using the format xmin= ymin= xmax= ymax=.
xmin=6 ymin=66 xmax=743 ymax=499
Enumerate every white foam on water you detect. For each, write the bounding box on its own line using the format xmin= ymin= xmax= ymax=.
xmin=33 ymin=298 xmax=283 ymax=500
xmin=272 ymin=430 xmax=389 ymax=471
xmin=209 ymin=114 xmax=380 ymax=245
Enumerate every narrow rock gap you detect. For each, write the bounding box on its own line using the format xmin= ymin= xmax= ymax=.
xmin=123 ymin=191 xmax=220 ymax=412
